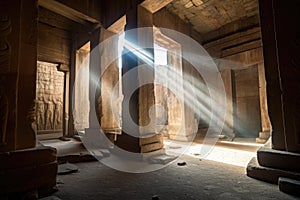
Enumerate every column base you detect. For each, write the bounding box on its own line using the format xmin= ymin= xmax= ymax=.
xmin=256 ymin=131 xmax=270 ymax=144
xmin=247 ymin=144 xmax=300 ymax=197
xmin=247 ymin=157 xmax=300 ymax=183
xmin=139 ymin=133 xmax=164 ymax=153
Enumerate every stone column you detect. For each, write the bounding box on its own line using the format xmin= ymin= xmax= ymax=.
xmin=67 ymin=36 xmax=77 ymax=136
xmin=247 ymin=0 xmax=300 ymax=194
xmin=63 ymin=71 xmax=70 ymax=136
xmin=168 ymin=49 xmax=198 ymax=142
xmin=114 ymin=2 xmax=141 ymax=153
xmin=0 ymin=0 xmax=38 ymax=152
xmin=256 ymin=62 xmax=271 ymax=143
xmin=220 ymin=69 xmax=234 ymax=137
xmin=260 ymin=0 xmax=300 ymax=152
xmin=87 ymin=28 xmax=101 ymax=129
xmin=74 ymin=47 xmax=90 ymax=131
xmin=100 ymin=29 xmax=122 ymax=136
xmin=138 ymin=5 xmax=164 ymax=153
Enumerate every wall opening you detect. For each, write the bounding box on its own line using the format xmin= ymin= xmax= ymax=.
xmin=74 ymin=42 xmax=90 ymax=132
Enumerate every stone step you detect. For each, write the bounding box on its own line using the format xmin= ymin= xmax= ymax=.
xmin=257 ymin=146 xmax=300 ymax=171
xmin=141 ymin=142 xmax=164 ymax=153
xmin=139 ymin=133 xmax=163 ymax=146
xmin=247 ymin=157 xmax=300 ymax=184
xmin=279 ymin=177 xmax=300 ymax=197
xmin=256 ymin=137 xmax=267 ymax=144
xmin=142 ymin=148 xmax=166 ymax=160
xmin=259 ymin=131 xmax=270 ymax=139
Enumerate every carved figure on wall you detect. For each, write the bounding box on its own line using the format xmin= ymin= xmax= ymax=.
xmin=45 ymin=95 xmax=54 ymax=130
xmin=36 ymin=96 xmax=45 ymax=130
xmin=53 ymin=96 xmax=62 ymax=130
xmin=0 ymin=82 xmax=8 ymax=145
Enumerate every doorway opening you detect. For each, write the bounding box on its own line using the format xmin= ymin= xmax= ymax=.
xmin=73 ymin=42 xmax=90 ymax=132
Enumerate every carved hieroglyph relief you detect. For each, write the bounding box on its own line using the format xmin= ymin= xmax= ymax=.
xmin=36 ymin=61 xmax=64 ymax=132
xmin=0 ymin=16 xmax=11 ymax=73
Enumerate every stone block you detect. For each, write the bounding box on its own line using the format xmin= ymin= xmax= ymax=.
xmin=141 ymin=142 xmax=164 ymax=153
xmin=256 ymin=137 xmax=267 ymax=144
xmin=0 ymin=147 xmax=57 ymax=194
xmin=257 ymin=146 xmax=300 ymax=171
xmin=148 ymin=154 xmax=178 ymax=164
xmin=278 ymin=177 xmax=300 ymax=197
xmin=139 ymin=133 xmax=163 ymax=146
xmin=259 ymin=131 xmax=270 ymax=139
xmin=142 ymin=148 xmax=166 ymax=160
xmin=247 ymin=157 xmax=300 ymax=184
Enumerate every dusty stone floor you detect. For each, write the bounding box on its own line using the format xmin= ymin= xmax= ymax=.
xmin=52 ymin=155 xmax=299 ymax=200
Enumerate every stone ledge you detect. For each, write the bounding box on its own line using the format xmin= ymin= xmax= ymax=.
xmin=247 ymin=157 xmax=300 ymax=184
xmin=257 ymin=146 xmax=300 ymax=171
xmin=279 ymin=177 xmax=300 ymax=197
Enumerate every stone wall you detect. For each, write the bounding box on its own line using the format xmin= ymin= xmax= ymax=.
xmin=36 ymin=61 xmax=64 ymax=132
xmin=204 ymin=26 xmax=270 ymax=138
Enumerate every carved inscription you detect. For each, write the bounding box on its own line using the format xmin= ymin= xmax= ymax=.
xmin=36 ymin=61 xmax=64 ymax=132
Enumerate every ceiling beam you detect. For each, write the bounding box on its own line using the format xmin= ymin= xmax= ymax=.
xmin=38 ymin=0 xmax=99 ymax=25
xmin=141 ymin=0 xmax=173 ymax=13
xmin=107 ymin=15 xmax=127 ymax=34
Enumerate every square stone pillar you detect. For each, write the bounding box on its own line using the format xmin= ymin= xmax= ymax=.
xmin=220 ymin=69 xmax=234 ymax=136
xmin=247 ymin=0 xmax=300 ymax=195
xmin=256 ymin=62 xmax=271 ymax=143
xmin=138 ymin=5 xmax=198 ymax=143
xmin=114 ymin=3 xmax=141 ymax=153
xmin=138 ymin=5 xmax=163 ymax=152
xmin=0 ymin=0 xmax=38 ymax=152
xmin=260 ymin=0 xmax=300 ymax=153
xmin=100 ymin=29 xmax=122 ymax=135
xmin=168 ymin=50 xmax=198 ymax=142
xmin=87 ymin=28 xmax=101 ymax=129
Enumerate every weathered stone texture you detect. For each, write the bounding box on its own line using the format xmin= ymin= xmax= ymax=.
xmin=100 ymin=29 xmax=122 ymax=134
xmin=74 ymin=48 xmax=90 ymax=131
xmin=36 ymin=61 xmax=64 ymax=132
xmin=166 ymin=0 xmax=259 ymax=35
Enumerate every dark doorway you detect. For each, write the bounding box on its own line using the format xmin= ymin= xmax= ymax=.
xmin=233 ymin=65 xmax=261 ymax=138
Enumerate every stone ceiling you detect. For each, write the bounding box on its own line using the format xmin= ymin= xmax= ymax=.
xmin=166 ymin=0 xmax=259 ymax=35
